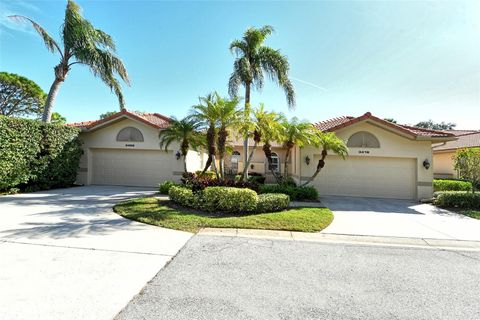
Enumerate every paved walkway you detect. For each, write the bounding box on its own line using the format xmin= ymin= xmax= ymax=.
xmin=0 ymin=186 xmax=192 ymax=320
xmin=321 ymin=196 xmax=480 ymax=241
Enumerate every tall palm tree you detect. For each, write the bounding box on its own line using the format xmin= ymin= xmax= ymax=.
xmin=190 ymin=93 xmax=221 ymax=177
xmin=300 ymin=131 xmax=348 ymax=187
xmin=281 ymin=117 xmax=316 ymax=177
xmin=215 ymin=96 xmax=241 ymax=178
xmin=159 ymin=117 xmax=204 ymax=173
xmin=9 ymin=0 xmax=129 ymax=123
xmin=228 ymin=25 xmax=295 ymax=180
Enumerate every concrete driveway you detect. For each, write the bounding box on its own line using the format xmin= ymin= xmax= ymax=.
xmin=0 ymin=186 xmax=192 ymax=320
xmin=321 ymin=196 xmax=480 ymax=241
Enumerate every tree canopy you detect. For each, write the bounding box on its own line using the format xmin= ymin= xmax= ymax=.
xmin=415 ymin=120 xmax=456 ymax=130
xmin=0 ymin=72 xmax=46 ymax=117
xmin=9 ymin=0 xmax=129 ymax=122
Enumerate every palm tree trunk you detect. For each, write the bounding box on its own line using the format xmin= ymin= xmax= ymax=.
xmin=284 ymin=147 xmax=291 ymax=177
xmin=183 ymin=156 xmax=188 ymax=173
xmin=242 ymin=82 xmax=251 ymax=180
xmin=301 ymin=149 xmax=327 ymax=187
xmin=42 ymin=77 xmax=63 ymax=122
xmin=241 ymin=141 xmax=257 ymax=179
xmin=211 ymin=155 xmax=220 ymax=179
xmin=219 ymin=158 xmax=225 ymax=179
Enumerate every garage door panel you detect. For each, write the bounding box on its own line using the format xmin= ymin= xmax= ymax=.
xmin=92 ymin=149 xmax=174 ymax=187
xmin=313 ymin=156 xmax=415 ymax=200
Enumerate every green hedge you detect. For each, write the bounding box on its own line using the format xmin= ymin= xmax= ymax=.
xmin=259 ymin=184 xmax=318 ymax=201
xmin=433 ymin=179 xmax=472 ymax=192
xmin=257 ymin=193 xmax=290 ymax=212
xmin=168 ymin=186 xmax=290 ymax=213
xmin=203 ymin=187 xmax=258 ymax=213
xmin=0 ymin=116 xmax=82 ymax=192
xmin=158 ymin=180 xmax=178 ymax=194
xmin=434 ymin=191 xmax=480 ymax=209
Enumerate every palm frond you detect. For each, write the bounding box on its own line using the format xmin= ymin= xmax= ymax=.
xmin=8 ymin=15 xmax=62 ymax=56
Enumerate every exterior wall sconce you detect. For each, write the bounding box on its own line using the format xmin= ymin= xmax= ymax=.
xmin=305 ymin=155 xmax=311 ymax=165
xmin=175 ymin=151 xmax=181 ymax=160
xmin=250 ymin=164 xmax=255 ymax=169
xmin=423 ymin=159 xmax=430 ymax=170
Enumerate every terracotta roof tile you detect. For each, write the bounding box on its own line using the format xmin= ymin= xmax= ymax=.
xmin=67 ymin=109 xmax=171 ymax=130
xmin=314 ymin=112 xmax=454 ymax=138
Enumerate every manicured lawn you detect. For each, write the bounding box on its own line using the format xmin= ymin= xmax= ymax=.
xmin=457 ymin=210 xmax=480 ymax=220
xmin=114 ymin=197 xmax=333 ymax=233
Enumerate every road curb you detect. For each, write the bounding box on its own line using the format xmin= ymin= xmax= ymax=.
xmin=198 ymin=228 xmax=480 ymax=251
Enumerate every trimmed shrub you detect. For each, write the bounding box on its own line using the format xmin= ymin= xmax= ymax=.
xmin=0 ymin=116 xmax=81 ymax=192
xmin=433 ymin=179 xmax=472 ymax=192
xmin=257 ymin=193 xmax=290 ymax=212
xmin=259 ymin=184 xmax=318 ymax=201
xmin=159 ymin=180 xmax=177 ymax=194
xmin=168 ymin=186 xmax=197 ymax=207
xmin=182 ymin=173 xmax=259 ymax=193
xmin=434 ymin=191 xmax=480 ymax=209
xmin=203 ymin=187 xmax=258 ymax=213
xmin=195 ymin=170 xmax=217 ymax=179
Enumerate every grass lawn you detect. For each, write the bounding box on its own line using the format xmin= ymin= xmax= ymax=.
xmin=114 ymin=197 xmax=334 ymax=233
xmin=456 ymin=210 xmax=480 ymax=220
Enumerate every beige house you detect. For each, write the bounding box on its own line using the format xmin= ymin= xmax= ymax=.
xmin=70 ymin=110 xmax=455 ymax=201
xmin=70 ymin=110 xmax=206 ymax=187
xmin=432 ymin=130 xmax=480 ymax=179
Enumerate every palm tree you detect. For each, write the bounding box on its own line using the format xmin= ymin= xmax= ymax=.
xmin=228 ymin=25 xmax=295 ymax=180
xmin=300 ymin=131 xmax=348 ymax=187
xmin=190 ymin=93 xmax=220 ymax=177
xmin=281 ymin=117 xmax=316 ymax=177
xmin=159 ymin=117 xmax=204 ymax=173
xmin=9 ymin=0 xmax=129 ymax=123
xmin=240 ymin=105 xmax=283 ymax=179
xmin=259 ymin=111 xmax=285 ymax=182
xmin=215 ymin=96 xmax=241 ymax=178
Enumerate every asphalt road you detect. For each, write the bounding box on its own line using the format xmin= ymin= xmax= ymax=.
xmin=116 ymin=235 xmax=480 ymax=320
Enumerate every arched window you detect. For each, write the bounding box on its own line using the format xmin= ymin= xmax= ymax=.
xmin=116 ymin=127 xmax=144 ymax=142
xmin=347 ymin=131 xmax=380 ymax=148
xmin=268 ymin=152 xmax=280 ymax=172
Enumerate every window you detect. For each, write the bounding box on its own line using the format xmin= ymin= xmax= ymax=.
xmin=230 ymin=151 xmax=241 ymax=173
xmin=347 ymin=131 xmax=380 ymax=148
xmin=116 ymin=127 xmax=144 ymax=142
xmin=268 ymin=152 xmax=280 ymax=172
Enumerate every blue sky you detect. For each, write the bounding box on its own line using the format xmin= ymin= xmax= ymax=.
xmin=1 ymin=0 xmax=479 ymax=128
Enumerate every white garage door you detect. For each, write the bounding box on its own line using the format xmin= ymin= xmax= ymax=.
xmin=92 ymin=149 xmax=175 ymax=187
xmin=312 ymin=156 xmax=416 ymax=200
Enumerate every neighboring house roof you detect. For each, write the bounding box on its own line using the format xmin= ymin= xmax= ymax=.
xmin=67 ymin=109 xmax=171 ymax=131
xmin=441 ymin=129 xmax=480 ymax=137
xmin=314 ymin=112 xmax=456 ymax=140
xmin=433 ymin=132 xmax=480 ymax=152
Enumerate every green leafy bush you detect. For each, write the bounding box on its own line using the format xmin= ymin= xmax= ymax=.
xmin=257 ymin=193 xmax=290 ymax=212
xmin=203 ymin=187 xmax=258 ymax=213
xmin=168 ymin=186 xmax=197 ymax=207
xmin=259 ymin=184 xmax=318 ymax=201
xmin=159 ymin=180 xmax=177 ymax=194
xmin=0 ymin=116 xmax=81 ymax=192
xmin=433 ymin=179 xmax=472 ymax=192
xmin=434 ymin=191 xmax=480 ymax=209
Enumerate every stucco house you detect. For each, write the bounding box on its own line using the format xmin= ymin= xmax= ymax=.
xmin=69 ymin=109 xmax=207 ymax=187
xmin=432 ymin=130 xmax=480 ymax=179
xmin=70 ymin=110 xmax=455 ymax=201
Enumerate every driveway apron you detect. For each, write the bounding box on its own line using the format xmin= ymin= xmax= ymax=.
xmin=321 ymin=196 xmax=480 ymax=241
xmin=0 ymin=185 xmax=192 ymax=320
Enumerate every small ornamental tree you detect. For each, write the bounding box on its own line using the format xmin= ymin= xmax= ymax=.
xmin=0 ymin=72 xmax=46 ymax=117
xmin=454 ymin=148 xmax=480 ymax=193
